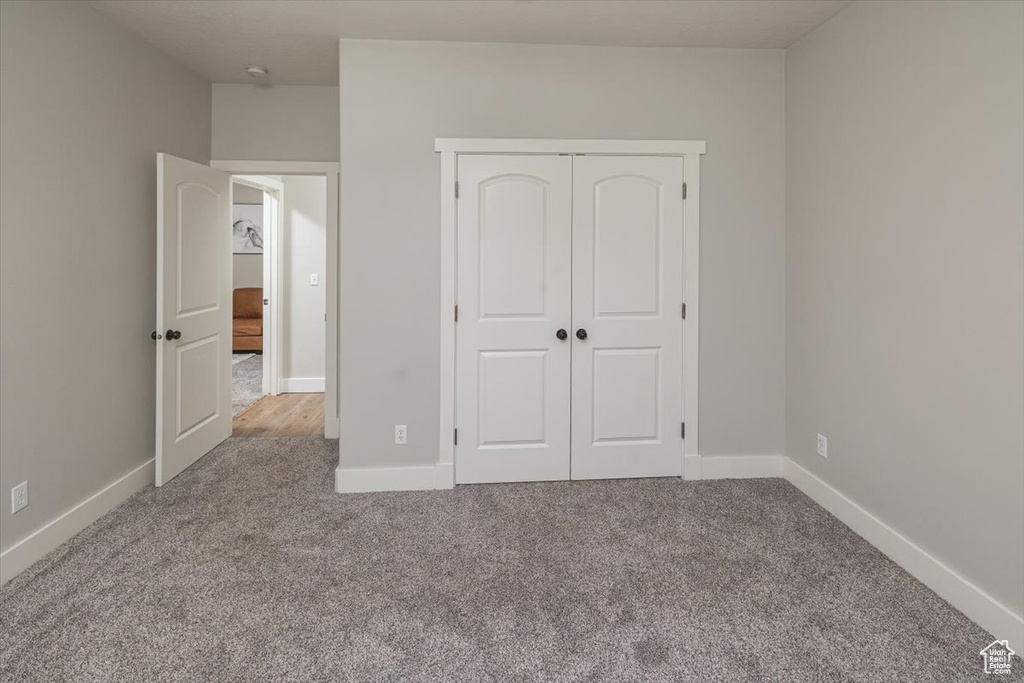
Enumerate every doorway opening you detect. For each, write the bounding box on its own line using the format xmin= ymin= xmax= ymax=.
xmin=229 ymin=174 xmax=329 ymax=438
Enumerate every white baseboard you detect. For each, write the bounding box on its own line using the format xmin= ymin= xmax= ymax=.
xmin=335 ymin=461 xmax=454 ymax=494
xmin=701 ymin=454 xmax=785 ymax=479
xmin=280 ymin=377 xmax=325 ymax=393
xmin=324 ymin=417 xmax=340 ymax=439
xmin=683 ymin=453 xmax=703 ymax=480
xmin=684 ymin=454 xmax=785 ymax=480
xmin=0 ymin=458 xmax=154 ymax=585
xmin=784 ymin=457 xmax=1024 ymax=652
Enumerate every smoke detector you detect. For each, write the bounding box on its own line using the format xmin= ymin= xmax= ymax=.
xmin=245 ymin=65 xmax=269 ymax=78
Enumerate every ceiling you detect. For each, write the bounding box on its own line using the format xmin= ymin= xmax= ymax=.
xmin=89 ymin=0 xmax=850 ymax=86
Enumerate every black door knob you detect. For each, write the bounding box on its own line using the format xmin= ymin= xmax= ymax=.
xmin=556 ymin=329 xmax=568 ymax=340
xmin=576 ymin=328 xmax=588 ymax=340
xmin=166 ymin=329 xmax=182 ymax=340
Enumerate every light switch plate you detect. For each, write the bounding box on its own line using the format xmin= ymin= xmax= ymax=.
xmin=310 ymin=273 xmax=319 ymax=286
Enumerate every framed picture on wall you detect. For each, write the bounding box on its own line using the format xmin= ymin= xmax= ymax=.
xmin=232 ymin=205 xmax=264 ymax=254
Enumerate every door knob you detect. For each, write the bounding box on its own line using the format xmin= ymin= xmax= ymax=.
xmin=166 ymin=329 xmax=182 ymax=340
xmin=576 ymin=328 xmax=588 ymax=340
xmin=151 ymin=331 xmax=162 ymax=341
xmin=556 ymin=329 xmax=568 ymax=341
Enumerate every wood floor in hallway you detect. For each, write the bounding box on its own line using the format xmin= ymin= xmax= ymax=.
xmin=232 ymin=393 xmax=325 ymax=437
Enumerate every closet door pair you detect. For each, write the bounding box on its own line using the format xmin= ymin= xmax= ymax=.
xmin=455 ymin=154 xmax=684 ymax=484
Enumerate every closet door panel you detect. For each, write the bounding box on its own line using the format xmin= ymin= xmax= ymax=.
xmin=571 ymin=156 xmax=685 ymax=480
xmin=455 ymin=155 xmax=573 ymax=484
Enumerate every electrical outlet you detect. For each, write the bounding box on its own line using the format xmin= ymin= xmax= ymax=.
xmin=817 ymin=434 xmax=828 ymax=459
xmin=394 ymin=425 xmax=408 ymax=445
xmin=11 ymin=481 xmax=28 ymax=514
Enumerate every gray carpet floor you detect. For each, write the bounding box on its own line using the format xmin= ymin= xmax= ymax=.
xmin=231 ymin=353 xmax=264 ymax=417
xmin=0 ymin=438 xmax=1015 ymax=682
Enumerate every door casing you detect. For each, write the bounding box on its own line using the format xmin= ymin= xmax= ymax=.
xmin=436 ymin=139 xmax=706 ymax=485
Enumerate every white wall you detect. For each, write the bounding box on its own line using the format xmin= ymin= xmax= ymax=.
xmin=212 ymin=84 xmax=339 ymax=162
xmin=281 ymin=176 xmax=327 ymax=387
xmin=338 ymin=39 xmax=786 ymax=470
xmin=0 ymin=1 xmax=211 ymax=555
xmin=786 ymin=0 xmax=1023 ymax=620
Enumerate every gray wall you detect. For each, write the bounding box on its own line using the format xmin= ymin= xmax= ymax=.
xmin=338 ymin=39 xmax=786 ymax=469
xmin=281 ymin=176 xmax=327 ymax=382
xmin=233 ymin=183 xmax=264 ymax=204
xmin=212 ymin=84 xmax=339 ymax=162
xmin=0 ymin=1 xmax=211 ymax=552
xmin=786 ymin=0 xmax=1024 ymax=616
xmin=232 ymin=256 xmax=263 ymax=290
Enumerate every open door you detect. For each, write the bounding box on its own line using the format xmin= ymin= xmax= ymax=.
xmin=156 ymin=153 xmax=232 ymax=486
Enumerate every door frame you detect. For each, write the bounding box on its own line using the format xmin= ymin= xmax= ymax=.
xmin=434 ymin=139 xmax=706 ymax=483
xmin=231 ymin=174 xmax=284 ymax=396
xmin=211 ymin=160 xmax=341 ymax=439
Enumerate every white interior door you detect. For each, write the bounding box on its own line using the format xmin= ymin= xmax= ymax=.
xmin=455 ymin=155 xmax=573 ymax=483
xmin=570 ymin=156 xmax=685 ymax=479
xmin=156 ymin=153 xmax=232 ymax=486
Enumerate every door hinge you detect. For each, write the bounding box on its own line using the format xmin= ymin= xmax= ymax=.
xmin=455 ymin=180 xmax=459 ymax=199
xmin=682 ymin=182 xmax=687 ymax=200
xmin=454 ymin=428 xmax=458 ymax=445
xmin=681 ymin=422 xmax=686 ymax=439
xmin=681 ymin=303 xmax=686 ymax=319
xmin=454 ymin=305 xmax=459 ymax=322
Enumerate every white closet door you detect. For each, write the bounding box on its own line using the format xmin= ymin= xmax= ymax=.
xmin=570 ymin=156 xmax=685 ymax=480
xmin=455 ymin=155 xmax=573 ymax=483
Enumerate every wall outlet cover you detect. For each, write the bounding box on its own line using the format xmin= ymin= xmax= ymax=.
xmin=394 ymin=425 xmax=408 ymax=445
xmin=11 ymin=481 xmax=28 ymax=514
xmin=817 ymin=434 xmax=828 ymax=458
